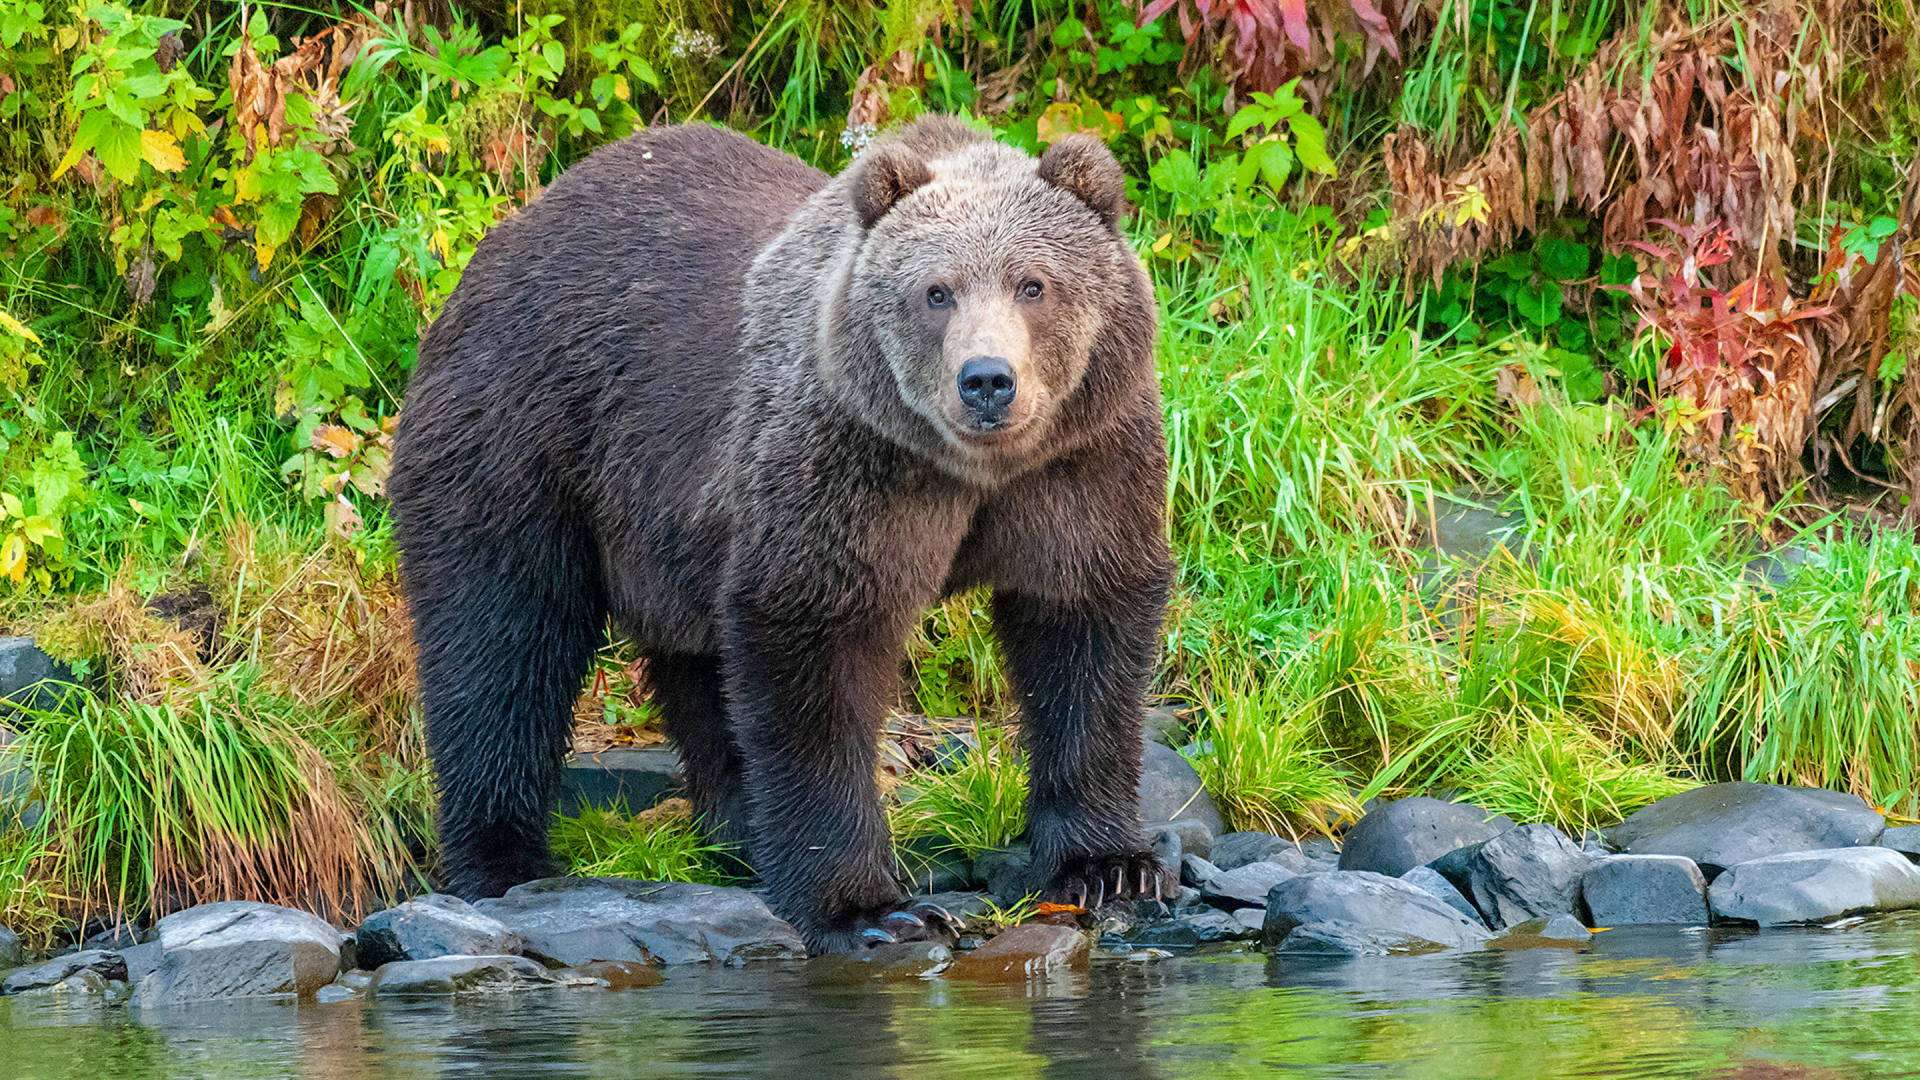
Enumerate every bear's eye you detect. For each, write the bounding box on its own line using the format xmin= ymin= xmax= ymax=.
xmin=926 ymin=285 xmax=953 ymax=308
xmin=1018 ymin=280 xmax=1044 ymax=300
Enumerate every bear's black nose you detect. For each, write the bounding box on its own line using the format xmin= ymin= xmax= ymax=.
xmin=957 ymin=357 xmax=1017 ymax=421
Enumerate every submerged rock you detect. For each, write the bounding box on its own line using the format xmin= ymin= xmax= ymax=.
xmin=1582 ymin=854 xmax=1709 ymax=926
xmin=1199 ymin=860 xmax=1299 ymax=909
xmin=806 ymin=941 xmax=951 ymax=985
xmin=1490 ymin=914 xmax=1593 ymax=950
xmin=1463 ymin=824 xmax=1589 ymax=929
xmin=571 ymin=958 xmax=666 ymax=990
xmin=2 ymin=950 xmax=128 ymax=996
xmin=1708 ymin=847 xmax=1920 ymax=926
xmin=136 ymin=902 xmax=341 ymax=1007
xmin=1338 ymin=798 xmax=1514 ymax=878
xmin=1399 ymin=865 xmax=1485 ymax=926
xmin=946 ymin=923 xmax=1089 ymax=981
xmin=474 ymin=877 xmax=804 ymax=965
xmin=1138 ymin=742 xmax=1226 ymax=836
xmin=0 ymin=925 xmax=24 ymax=969
xmin=1273 ymin=919 xmax=1456 ymax=958
xmin=367 ymin=954 xmax=561 ymax=995
xmin=1263 ymin=871 xmax=1492 ymax=953
xmin=1608 ymin=783 xmax=1885 ymax=877
xmin=356 ymin=893 xmax=520 ymax=968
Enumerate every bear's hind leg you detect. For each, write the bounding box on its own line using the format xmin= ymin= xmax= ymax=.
xmin=647 ymin=653 xmax=748 ymax=849
xmin=408 ymin=520 xmax=604 ymax=900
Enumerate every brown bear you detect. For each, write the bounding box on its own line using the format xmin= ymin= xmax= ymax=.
xmin=389 ymin=116 xmax=1172 ymax=952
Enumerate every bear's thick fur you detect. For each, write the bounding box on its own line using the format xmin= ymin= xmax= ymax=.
xmin=390 ymin=117 xmax=1172 ymax=951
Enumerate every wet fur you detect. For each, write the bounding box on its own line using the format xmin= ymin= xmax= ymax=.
xmin=390 ymin=118 xmax=1172 ymax=951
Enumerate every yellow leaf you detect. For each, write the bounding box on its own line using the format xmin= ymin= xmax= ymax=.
xmin=0 ymin=309 xmax=40 ymax=345
xmin=256 ymin=239 xmax=276 ymax=272
xmin=1 ymin=535 xmax=25 ymax=584
xmin=311 ymin=424 xmax=361 ymax=459
xmin=140 ymin=129 xmax=186 ymax=173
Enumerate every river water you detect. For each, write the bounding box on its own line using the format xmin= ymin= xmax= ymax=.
xmin=5 ymin=914 xmax=1920 ymax=1079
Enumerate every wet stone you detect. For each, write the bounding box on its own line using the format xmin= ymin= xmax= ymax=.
xmin=945 ymin=923 xmax=1090 ymax=981
xmin=136 ymin=901 xmax=342 ymax=1007
xmin=1339 ymin=797 xmax=1515 ymax=878
xmin=1138 ymin=742 xmax=1226 ymax=836
xmin=1464 ymin=824 xmax=1590 ymax=929
xmin=1274 ymin=920 xmax=1455 ymax=958
xmin=1144 ymin=818 xmax=1214 ymax=864
xmin=1210 ymin=832 xmax=1289 ymax=870
xmin=571 ymin=959 xmax=666 ymax=990
xmin=314 ymin=983 xmax=360 ymax=1003
xmin=805 ymin=941 xmax=951 ymax=985
xmin=356 ymin=893 xmax=520 ymax=968
xmin=1264 ymin=871 xmax=1493 ymax=952
xmin=973 ymin=844 xmax=1033 ymax=907
xmin=119 ymin=941 xmax=162 ymax=984
xmin=1708 ymin=847 xmax=1920 ymax=926
xmin=1400 ymin=864 xmax=1485 ymax=926
xmin=1132 ymin=908 xmax=1256 ymax=947
xmin=0 ymin=925 xmax=24 ymax=969
xmin=2 ymin=950 xmax=128 ymax=996
xmin=1490 ymin=915 xmax=1594 ymax=950
xmin=1199 ymin=860 xmax=1299 ymax=909
xmin=1086 ymin=897 xmax=1170 ymax=938
xmin=1608 ymin=783 xmax=1886 ymax=878
xmin=367 ymin=954 xmax=561 ymax=996
xmin=474 ymin=878 xmax=804 ymax=966
xmin=1582 ymin=854 xmax=1709 ymax=926
xmin=1181 ymin=854 xmax=1220 ymax=888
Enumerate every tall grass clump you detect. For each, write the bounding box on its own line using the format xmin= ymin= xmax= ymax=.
xmin=549 ymin=801 xmax=737 ymax=884
xmin=15 ymin=668 xmax=416 ymax=923
xmin=889 ymin=724 xmax=1028 ymax=859
xmin=1184 ymin=664 xmax=1357 ymax=837
xmin=1686 ymin=531 xmax=1920 ymax=817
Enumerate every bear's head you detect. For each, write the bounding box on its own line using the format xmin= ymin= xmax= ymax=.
xmin=825 ymin=118 xmax=1156 ymax=484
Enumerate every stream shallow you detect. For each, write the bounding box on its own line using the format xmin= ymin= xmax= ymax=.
xmin=4 ymin=913 xmax=1919 ymax=1079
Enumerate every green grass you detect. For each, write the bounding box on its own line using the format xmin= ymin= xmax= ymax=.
xmin=889 ymin=724 xmax=1029 ymax=859
xmin=549 ymin=803 xmax=738 ymax=884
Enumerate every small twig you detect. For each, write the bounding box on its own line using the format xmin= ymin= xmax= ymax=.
xmin=685 ymin=0 xmax=790 ymax=123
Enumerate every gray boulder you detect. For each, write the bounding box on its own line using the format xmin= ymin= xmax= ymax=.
xmin=1138 ymin=742 xmax=1226 ymax=835
xmin=1 ymin=636 xmax=75 ymax=713
xmin=366 ymin=954 xmax=561 ymax=995
xmin=2 ymin=949 xmax=127 ymax=995
xmin=1211 ymin=832 xmax=1290 ymax=870
xmin=1199 ymin=860 xmax=1299 ymax=909
xmin=1180 ymin=854 xmax=1220 ymax=888
xmin=1274 ymin=919 xmax=1457 ymax=958
xmin=474 ymin=877 xmax=804 ymax=965
xmin=1338 ymin=797 xmax=1514 ymax=877
xmin=1143 ymin=818 xmax=1213 ymax=864
xmin=973 ymin=843 xmax=1033 ymax=907
xmin=1490 ymin=914 xmax=1593 ymax=949
xmin=0 ymin=925 xmax=23 ymax=968
xmin=1464 ymin=824 xmax=1589 ymax=929
xmin=1708 ymin=847 xmax=1920 ymax=926
xmin=1132 ymin=908 xmax=1258 ymax=947
xmin=1608 ymin=783 xmax=1885 ymax=877
xmin=135 ymin=902 xmax=341 ymax=1006
xmin=560 ymin=747 xmax=684 ymax=817
xmin=1880 ymin=824 xmax=1920 ymax=863
xmin=1263 ymin=871 xmax=1492 ymax=952
xmin=1399 ymin=864 xmax=1484 ymax=925
xmin=1582 ymin=854 xmax=1708 ymax=925
xmin=356 ymin=894 xmax=520 ymax=968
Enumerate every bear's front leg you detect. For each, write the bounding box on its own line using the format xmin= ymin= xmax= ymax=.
xmin=994 ymin=584 xmax=1175 ymax=907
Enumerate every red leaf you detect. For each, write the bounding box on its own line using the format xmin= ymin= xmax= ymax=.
xmin=1275 ymin=0 xmax=1311 ymax=50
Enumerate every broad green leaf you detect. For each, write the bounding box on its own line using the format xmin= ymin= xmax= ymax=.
xmin=94 ymin=117 xmax=145 ymax=183
xmin=1538 ymin=237 xmax=1591 ymax=280
xmin=1287 ymin=112 xmax=1334 ymax=175
xmin=1516 ymin=283 xmax=1563 ymax=327
xmin=1256 ymin=139 xmax=1293 ymax=189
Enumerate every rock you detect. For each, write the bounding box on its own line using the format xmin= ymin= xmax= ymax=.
xmin=119 ymin=941 xmax=163 ymax=983
xmin=1490 ymin=915 xmax=1593 ymax=950
xmin=474 ymin=877 xmax=804 ymax=965
xmin=1086 ymin=897 xmax=1170 ymax=938
xmin=355 ymin=893 xmax=521 ymax=968
xmin=366 ymin=954 xmax=561 ymax=995
xmin=806 ymin=941 xmax=951 ymax=985
xmin=1708 ymin=847 xmax=1920 ymax=926
xmin=1232 ymin=907 xmax=1265 ymax=934
xmin=0 ymin=637 xmax=76 ymax=713
xmin=1607 ymin=783 xmax=1885 ymax=877
xmin=0 ymin=925 xmax=23 ymax=968
xmin=1399 ymin=865 xmax=1484 ymax=926
xmin=1133 ymin=908 xmax=1258 ymax=947
xmin=1199 ymin=860 xmax=1299 ymax=909
xmin=1142 ymin=706 xmax=1186 ymax=747
xmin=1880 ymin=824 xmax=1920 ymax=863
xmin=1138 ymin=742 xmax=1226 ymax=836
xmin=1463 ymin=824 xmax=1589 ymax=929
xmin=945 ymin=923 xmax=1090 ymax=981
xmin=973 ymin=844 xmax=1033 ymax=907
xmin=559 ymin=747 xmax=684 ymax=817
xmin=1273 ymin=919 xmax=1455 ymax=958
xmin=1582 ymin=854 xmax=1709 ymax=926
xmin=1580 ymin=829 xmax=1613 ymax=855
xmin=1263 ymin=871 xmax=1492 ymax=952
xmin=2 ymin=950 xmax=128 ymax=995
xmin=1299 ymin=837 xmax=1342 ymax=871
xmin=1180 ymin=854 xmax=1219 ymax=888
xmin=1169 ymin=886 xmax=1205 ymax=912
xmin=895 ymin=836 xmax=973 ymax=895
xmin=1210 ymin=832 xmax=1287 ymax=870
xmin=135 ymin=902 xmax=342 ymax=1006
xmin=1337 ymin=797 xmax=1514 ymax=878
xmin=571 ymin=958 xmax=666 ymax=989
xmin=315 ymin=983 xmax=360 ymax=1003
xmin=1144 ymin=818 xmax=1213 ymax=863
xmin=1146 ymin=823 xmax=1182 ymax=868
xmin=80 ymin=920 xmax=142 ymax=951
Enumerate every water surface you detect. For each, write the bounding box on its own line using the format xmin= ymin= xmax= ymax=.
xmin=6 ymin=914 xmax=1920 ymax=1079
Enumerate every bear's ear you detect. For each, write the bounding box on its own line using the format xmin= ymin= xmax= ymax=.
xmin=851 ymin=143 xmax=934 ymax=230
xmin=1037 ymin=134 xmax=1127 ymax=228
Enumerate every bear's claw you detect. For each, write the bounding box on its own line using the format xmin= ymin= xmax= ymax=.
xmin=1047 ymin=851 xmax=1172 ymax=910
xmin=842 ymin=901 xmax=961 ymax=948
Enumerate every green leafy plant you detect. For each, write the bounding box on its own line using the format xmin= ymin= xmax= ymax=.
xmin=550 ymin=803 xmax=736 ymax=883
xmin=2 ymin=430 xmax=88 ymax=589
xmin=1225 ymin=79 xmax=1335 ymax=192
